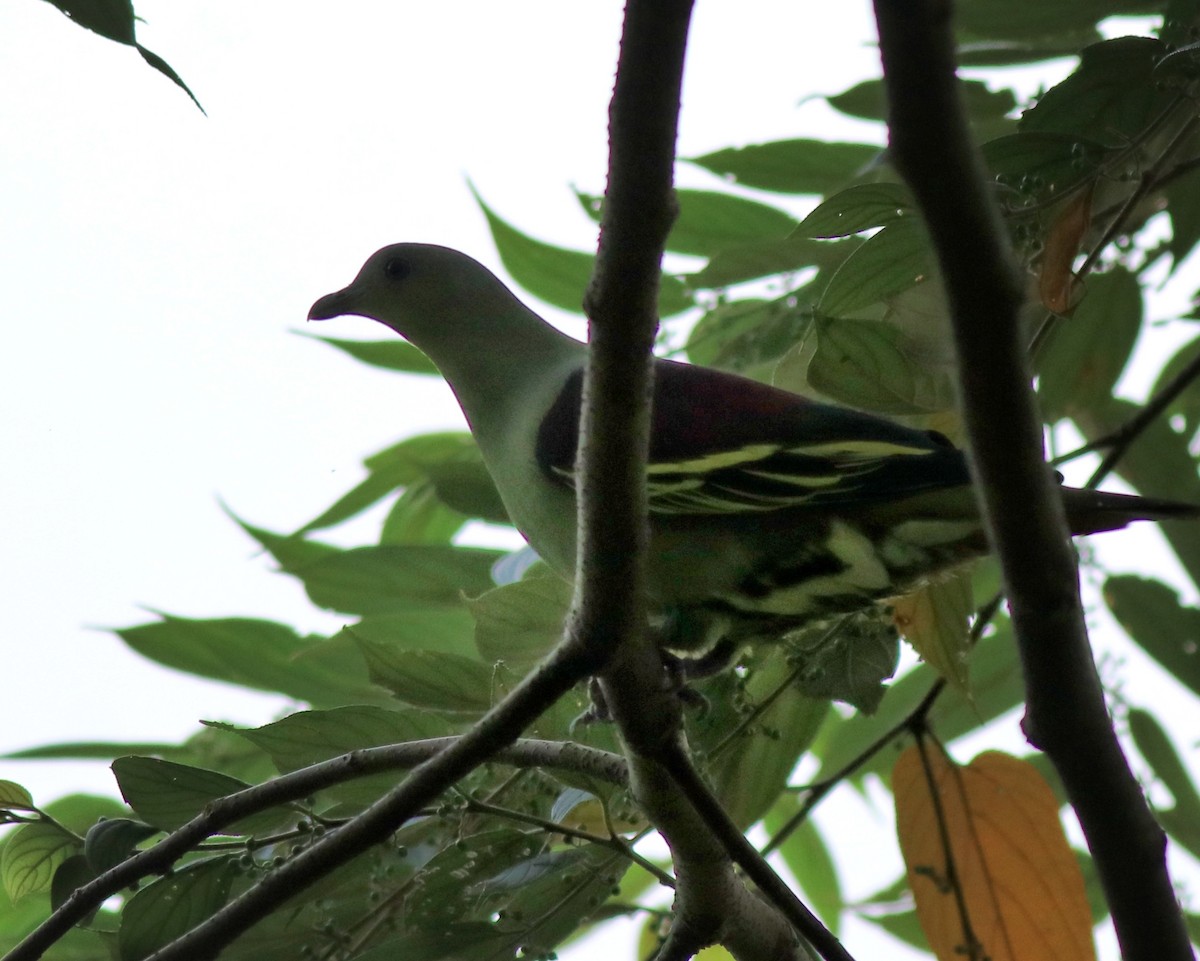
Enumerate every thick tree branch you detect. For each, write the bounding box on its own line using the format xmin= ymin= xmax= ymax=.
xmin=575 ymin=3 xmax=811 ymax=960
xmin=872 ymin=4 xmax=1191 ymax=961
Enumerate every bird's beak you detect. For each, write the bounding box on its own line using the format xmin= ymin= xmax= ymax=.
xmin=308 ymin=287 xmax=354 ymax=322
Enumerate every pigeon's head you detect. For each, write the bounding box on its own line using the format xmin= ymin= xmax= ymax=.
xmin=308 ymin=243 xmax=517 ymax=345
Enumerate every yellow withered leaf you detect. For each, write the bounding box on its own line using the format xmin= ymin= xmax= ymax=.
xmin=891 ymin=568 xmax=974 ymax=692
xmin=893 ymin=747 xmax=1095 ymax=961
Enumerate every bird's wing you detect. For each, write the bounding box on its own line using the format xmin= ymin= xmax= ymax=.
xmin=535 ymin=361 xmax=972 ymax=517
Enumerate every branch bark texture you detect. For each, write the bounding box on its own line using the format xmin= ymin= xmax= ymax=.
xmin=872 ymin=4 xmax=1190 ymax=960
xmin=576 ymin=3 xmax=813 ymax=960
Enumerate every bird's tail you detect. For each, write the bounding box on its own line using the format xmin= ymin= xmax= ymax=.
xmin=1061 ymin=487 xmax=1199 ymax=537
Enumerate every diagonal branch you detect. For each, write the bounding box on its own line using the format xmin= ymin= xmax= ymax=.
xmin=871 ymin=4 xmax=1192 ymax=961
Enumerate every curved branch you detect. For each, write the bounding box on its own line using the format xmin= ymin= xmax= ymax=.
xmin=872 ymin=4 xmax=1192 ymax=961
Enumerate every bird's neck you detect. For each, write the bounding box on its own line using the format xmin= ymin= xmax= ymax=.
xmin=412 ymin=303 xmax=585 ymax=443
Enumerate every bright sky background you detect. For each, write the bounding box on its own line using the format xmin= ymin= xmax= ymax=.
xmin=2 ymin=3 xmax=1195 ymax=960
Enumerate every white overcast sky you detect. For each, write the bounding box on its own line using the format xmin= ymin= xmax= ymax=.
xmin=2 ymin=4 xmax=1195 ymax=959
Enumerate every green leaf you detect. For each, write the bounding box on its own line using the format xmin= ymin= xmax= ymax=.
xmin=688 ymin=139 xmax=881 ymax=195
xmin=829 ymin=78 xmax=1016 ymax=128
xmin=406 ymin=829 xmax=540 ymax=924
xmin=234 ymin=706 xmax=452 ymax=774
xmin=1128 ymin=708 xmax=1200 ymax=860
xmin=795 ymin=183 xmax=913 ymax=239
xmin=1037 ymin=268 xmax=1142 ymax=421
xmin=111 ymin=757 xmax=286 ymax=833
xmin=0 ymin=781 xmax=35 ymax=812
xmin=981 ymin=132 xmax=1106 ymax=200
xmin=379 ymin=481 xmax=468 ymax=545
xmin=1105 ymin=576 xmax=1200 ymax=698
xmin=297 ymin=432 xmax=505 ymax=535
xmin=118 ymin=857 xmax=237 ymax=961
xmin=334 ymin=609 xmax=478 ymax=658
xmin=788 ymin=614 xmax=899 ymax=713
xmin=293 ymin=544 xmax=502 ymax=616
xmin=115 ymin=614 xmax=377 ymax=707
xmin=814 ymin=618 xmax=1023 ymax=783
xmin=47 ymin=2 xmax=203 ymax=113
xmin=765 ymin=806 xmax=842 ymax=933
xmin=1020 ymin=37 xmax=1172 ymax=144
xmin=469 ymin=575 xmax=573 ymax=668
xmin=50 ymin=854 xmax=97 ymax=915
xmin=1072 ymin=398 xmax=1200 ymax=586
xmin=354 ymin=638 xmax=495 ymax=712
xmin=49 ymin=0 xmax=135 ymax=43
xmin=134 ymin=43 xmax=205 ymax=115
xmin=576 ymin=189 xmax=797 ymax=258
xmin=686 ymin=234 xmax=843 ymax=289
xmin=700 ymin=654 xmax=830 ymax=828
xmin=1149 ymin=334 xmax=1200 ymax=437
xmin=83 ymin=818 xmax=158 ymax=874
xmin=801 ymin=316 xmax=953 ymax=415
xmin=956 ymin=0 xmax=1153 ymax=43
xmin=5 ymin=742 xmax=179 ymax=761
xmin=1 ymin=823 xmax=79 ymax=901
xmin=475 ymin=192 xmax=692 ymax=317
xmin=298 ymin=332 xmax=439 ymax=374
xmin=818 ymin=218 xmax=933 ymax=318
xmin=1165 ymin=165 xmax=1200 ymax=269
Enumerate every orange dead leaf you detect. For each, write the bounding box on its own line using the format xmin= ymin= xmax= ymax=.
xmin=1038 ymin=184 xmax=1094 ymax=314
xmin=893 ymin=746 xmax=1095 ymax=961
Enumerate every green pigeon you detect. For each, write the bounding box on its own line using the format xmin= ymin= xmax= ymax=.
xmin=309 ymin=243 xmax=1195 ymax=663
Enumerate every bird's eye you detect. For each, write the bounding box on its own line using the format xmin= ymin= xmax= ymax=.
xmin=384 ymin=257 xmax=411 ymax=280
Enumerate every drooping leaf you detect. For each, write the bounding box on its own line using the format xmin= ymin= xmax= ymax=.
xmin=115 ymin=614 xmax=377 ymax=708
xmin=475 ymin=192 xmax=692 ymax=317
xmin=785 ymin=613 xmax=900 ymax=714
xmin=764 ymin=805 xmax=843 ymax=933
xmin=577 ymin=188 xmax=797 ymax=257
xmin=353 ymin=638 xmax=495 ymax=713
xmin=118 ymin=857 xmax=237 ymax=961
xmin=704 ymin=655 xmax=830 ymax=827
xmin=815 ymin=619 xmax=1023 ymax=783
xmin=800 ymin=316 xmax=954 ymax=415
xmin=1104 ymin=576 xmax=1200 ymax=698
xmin=1147 ymin=334 xmax=1200 ymax=437
xmin=299 ymin=332 xmax=439 ymax=374
xmin=291 ymin=544 xmax=503 ymax=616
xmin=47 ymin=0 xmax=204 ymax=112
xmin=957 ymin=0 xmax=1150 ymax=45
xmin=1127 ymin=708 xmax=1200 ymax=860
xmin=1164 ymin=164 xmax=1200 ymax=268
xmin=1020 ymin=37 xmax=1172 ymax=145
xmin=828 ymin=79 xmax=1016 ymax=136
xmin=688 ymin=140 xmax=882 ymax=195
xmin=1 ymin=822 xmax=79 ymax=901
xmin=110 ymin=757 xmax=288 ymax=834
xmin=83 ymin=818 xmax=158 ymax=874
xmin=891 ymin=569 xmax=975 ymax=692
xmin=469 ymin=575 xmax=573 ymax=668
xmin=894 ymin=747 xmax=1096 ymax=961
xmin=0 ymin=782 xmax=35 ymax=812
xmin=233 ymin=705 xmax=453 ymax=774
xmin=1037 ymin=268 xmax=1142 ymax=420
xmin=794 ymin=183 xmax=913 ymax=239
xmin=818 ymin=218 xmax=934 ymax=318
